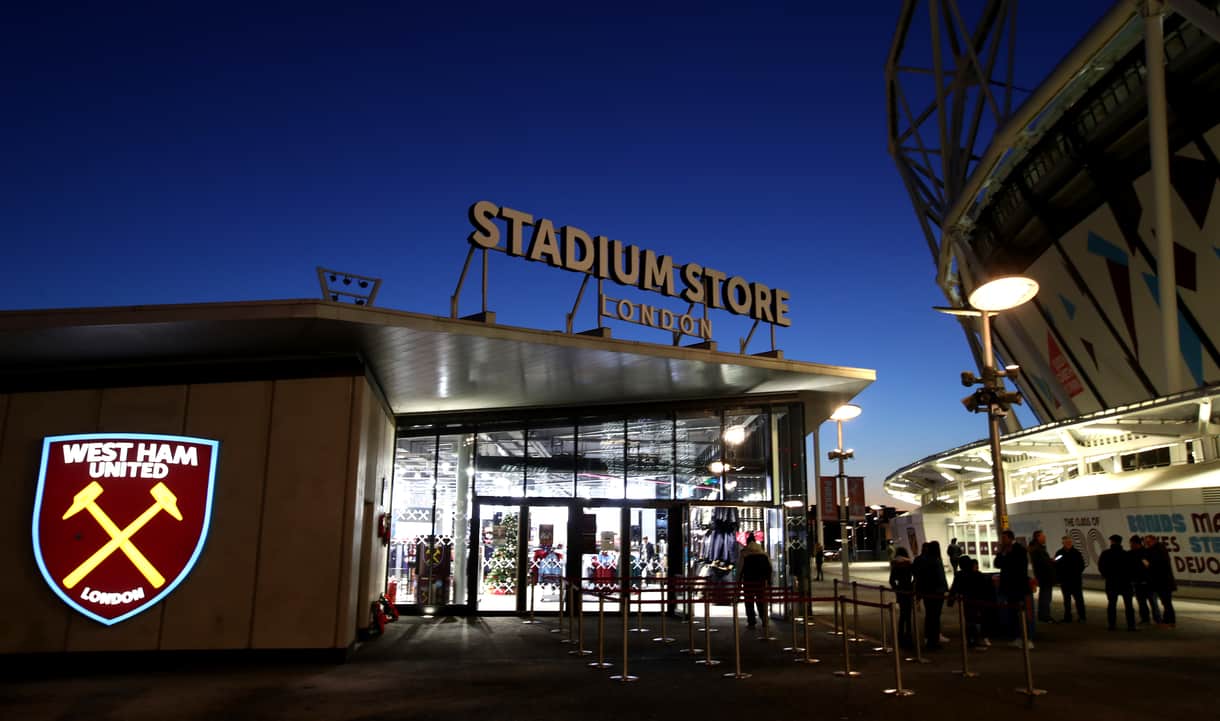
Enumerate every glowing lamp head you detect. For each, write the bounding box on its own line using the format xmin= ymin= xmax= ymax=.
xmin=830 ymin=404 xmax=862 ymax=422
xmin=708 ymin=461 xmax=726 ymax=475
xmin=967 ymin=276 xmax=1039 ymax=312
xmin=723 ymin=425 xmax=746 ymax=445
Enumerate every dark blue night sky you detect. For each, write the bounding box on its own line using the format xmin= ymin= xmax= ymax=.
xmin=3 ymin=1 xmax=1111 ymax=503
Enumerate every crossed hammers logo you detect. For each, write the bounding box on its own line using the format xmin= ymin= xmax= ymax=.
xmin=61 ymin=480 xmax=183 ymax=590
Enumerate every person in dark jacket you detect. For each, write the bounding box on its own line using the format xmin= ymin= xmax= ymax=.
xmin=738 ymin=538 xmax=772 ymax=629
xmin=889 ymin=547 xmax=915 ymax=648
xmin=947 ymin=538 xmax=963 ymax=574
xmin=1098 ymin=534 xmax=1136 ymax=631
xmin=1029 ymin=530 xmax=1057 ymax=623
xmin=913 ymin=540 xmax=949 ymax=650
xmin=1054 ymin=535 xmax=1087 ymax=622
xmin=1143 ymin=534 xmax=1177 ymax=627
xmin=947 ymin=556 xmax=993 ymax=647
xmin=995 ymin=529 xmax=1033 ymax=643
xmin=1129 ymin=535 xmax=1159 ymax=624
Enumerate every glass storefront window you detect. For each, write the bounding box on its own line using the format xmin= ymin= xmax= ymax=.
xmin=627 ymin=416 xmax=673 ymax=499
xmin=389 ymin=434 xmax=473 ymax=606
xmin=577 ymin=418 xmax=625 ymax=499
xmin=476 ymin=429 xmax=525 ymax=497
xmin=526 ymin=423 xmax=576 ymax=497
xmin=388 ymin=400 xmax=806 ymax=613
xmin=723 ymin=409 xmax=771 ymax=502
xmin=676 ymin=410 xmax=720 ymax=500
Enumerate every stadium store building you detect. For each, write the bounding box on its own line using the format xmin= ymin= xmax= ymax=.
xmin=0 ymin=300 xmax=873 ymax=656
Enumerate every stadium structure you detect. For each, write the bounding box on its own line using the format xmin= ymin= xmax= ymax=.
xmin=883 ymin=0 xmax=1220 ymax=592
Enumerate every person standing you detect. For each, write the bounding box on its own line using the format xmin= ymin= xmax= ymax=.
xmin=889 ymin=546 xmax=915 ymax=649
xmin=1054 ymin=535 xmax=1086 ymax=622
xmin=1143 ymin=534 xmax=1177 ymax=628
xmin=996 ymin=529 xmax=1034 ymax=646
xmin=814 ymin=543 xmax=825 ymax=581
xmin=1129 ymin=535 xmax=1158 ymax=624
xmin=643 ymin=536 xmax=657 ymax=581
xmin=738 ymin=536 xmax=772 ymax=630
xmin=1029 ymin=530 xmax=1057 ymax=623
xmin=947 ymin=538 xmax=963 ymax=575
xmin=948 ymin=556 xmax=993 ymax=647
xmin=913 ymin=540 xmax=949 ymax=650
xmin=1098 ymin=534 xmax=1137 ymax=631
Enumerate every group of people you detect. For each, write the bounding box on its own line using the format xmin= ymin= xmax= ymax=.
xmin=1097 ymin=533 xmax=1178 ymax=631
xmin=888 ymin=529 xmax=1178 ymax=651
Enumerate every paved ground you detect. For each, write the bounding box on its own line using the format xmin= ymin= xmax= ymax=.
xmin=3 ymin=569 xmax=1217 ymax=721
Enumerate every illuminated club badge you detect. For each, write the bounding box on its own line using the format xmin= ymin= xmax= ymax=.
xmin=32 ymin=433 xmax=219 ymax=626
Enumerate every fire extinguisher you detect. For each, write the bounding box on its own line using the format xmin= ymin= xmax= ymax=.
xmin=377 ymin=512 xmax=391 ymax=546
xmin=369 ymin=600 xmax=387 ymax=636
xmin=379 ymin=593 xmax=399 ymax=622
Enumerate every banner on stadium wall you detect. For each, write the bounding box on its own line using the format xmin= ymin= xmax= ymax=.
xmin=818 ymin=476 xmax=837 ymax=518
xmin=847 ymin=476 xmax=866 ymax=521
xmin=1012 ymin=505 xmax=1220 ymax=586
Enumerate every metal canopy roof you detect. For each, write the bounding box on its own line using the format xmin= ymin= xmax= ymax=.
xmin=883 ymin=383 xmax=1220 ymax=506
xmin=0 ymin=300 xmax=875 ymax=417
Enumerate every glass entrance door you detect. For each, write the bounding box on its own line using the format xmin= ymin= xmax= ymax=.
xmin=478 ymin=504 xmax=521 ymax=611
xmin=577 ymin=506 xmax=623 ymax=613
xmin=524 ymin=505 xmax=569 ymax=612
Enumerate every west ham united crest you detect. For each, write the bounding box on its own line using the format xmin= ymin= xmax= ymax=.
xmin=32 ymin=433 xmax=219 ymax=626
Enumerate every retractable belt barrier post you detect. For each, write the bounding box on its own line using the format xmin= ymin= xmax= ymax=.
xmin=630 ymin=581 xmax=649 ymax=633
xmin=523 ymin=577 xmax=539 ymax=624
xmin=796 ymin=592 xmax=820 ymax=665
xmin=849 ymin=581 xmax=863 ymax=642
xmin=680 ymin=578 xmax=702 ymax=655
xmin=588 ymin=592 xmax=610 ymax=673
xmin=568 ymin=586 xmax=592 ymax=657
xmin=652 ymin=580 xmax=674 ymax=643
xmin=954 ymin=596 xmax=978 ymax=678
xmin=904 ymin=588 xmax=929 ymax=665
xmin=1016 ymin=597 xmax=1047 ymax=696
xmin=610 ymin=587 xmax=638 ymax=683
xmin=759 ymin=584 xmax=777 ymax=641
xmin=833 ymin=596 xmax=861 ymax=678
xmin=883 ymin=602 xmax=915 ymax=697
xmin=874 ymin=586 xmax=889 ymax=653
xmin=696 ymin=581 xmax=717 ymax=633
xmin=551 ymin=579 xmax=565 ymax=634
xmin=830 ymin=578 xmax=842 ymax=635
xmin=783 ymin=586 xmax=804 ymax=653
xmin=724 ymin=594 xmax=751 ymax=680
xmin=562 ymin=580 xmax=577 ymax=644
xmin=695 ymin=587 xmax=721 ymax=667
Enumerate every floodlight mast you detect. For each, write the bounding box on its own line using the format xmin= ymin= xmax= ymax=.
xmin=828 ymin=404 xmax=860 ymax=584
xmin=935 ymin=275 xmax=1038 ymax=534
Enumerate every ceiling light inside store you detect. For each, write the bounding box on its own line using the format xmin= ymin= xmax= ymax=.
xmin=723 ymin=426 xmax=747 ymax=445
xmin=708 ymin=461 xmax=726 ymax=475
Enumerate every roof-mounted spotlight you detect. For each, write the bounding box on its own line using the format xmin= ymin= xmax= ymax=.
xmin=317 ymin=267 xmax=382 ymax=307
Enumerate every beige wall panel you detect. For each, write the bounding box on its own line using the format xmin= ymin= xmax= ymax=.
xmin=336 ymin=383 xmax=369 ymax=647
xmin=0 ymin=390 xmax=100 ymax=653
xmin=160 ymin=382 xmax=273 ymax=650
xmin=366 ymin=400 xmax=394 ymax=607
xmin=352 ymin=387 xmax=396 ymax=642
xmin=252 ymin=377 xmax=354 ymax=649
xmin=67 ymin=386 xmax=188 ymax=652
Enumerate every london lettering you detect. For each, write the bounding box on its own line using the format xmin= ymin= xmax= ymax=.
xmin=467 ymin=200 xmax=792 ymax=327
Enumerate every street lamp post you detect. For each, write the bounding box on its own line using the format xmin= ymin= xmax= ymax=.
xmin=827 ymin=404 xmax=861 ymax=585
xmin=936 ymin=275 xmax=1038 ymax=535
